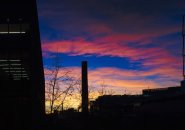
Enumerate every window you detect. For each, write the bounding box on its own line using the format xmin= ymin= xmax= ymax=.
xmin=0 ymin=23 xmax=29 ymax=34
xmin=0 ymin=59 xmax=30 ymax=80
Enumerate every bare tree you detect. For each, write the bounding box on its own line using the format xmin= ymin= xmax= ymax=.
xmin=54 ymin=77 xmax=79 ymax=112
xmin=73 ymin=80 xmax=98 ymax=112
xmin=98 ymin=81 xmax=107 ymax=96
xmin=45 ymin=54 xmax=78 ymax=113
xmin=98 ymin=81 xmax=115 ymax=96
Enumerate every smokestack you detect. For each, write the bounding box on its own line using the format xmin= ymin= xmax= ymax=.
xmin=181 ymin=15 xmax=185 ymax=93
xmin=182 ymin=15 xmax=185 ymax=80
xmin=81 ymin=61 xmax=88 ymax=115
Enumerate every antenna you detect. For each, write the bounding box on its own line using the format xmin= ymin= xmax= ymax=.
xmin=182 ymin=15 xmax=185 ymax=80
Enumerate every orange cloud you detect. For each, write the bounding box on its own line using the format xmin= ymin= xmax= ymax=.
xmin=44 ymin=66 xmax=181 ymax=95
xmin=88 ymin=67 xmax=181 ymax=91
xmin=45 ymin=65 xmax=181 ymax=110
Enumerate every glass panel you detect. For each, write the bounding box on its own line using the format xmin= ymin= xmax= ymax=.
xmin=21 ymin=24 xmax=29 ymax=32
xmin=0 ymin=23 xmax=29 ymax=34
xmin=0 ymin=24 xmax=8 ymax=33
xmin=9 ymin=24 xmax=20 ymax=33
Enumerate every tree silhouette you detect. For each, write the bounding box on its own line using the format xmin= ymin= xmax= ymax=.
xmin=98 ymin=81 xmax=115 ymax=96
xmin=45 ymin=54 xmax=79 ymax=113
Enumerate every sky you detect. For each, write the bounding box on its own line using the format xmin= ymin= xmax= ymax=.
xmin=38 ymin=0 xmax=185 ymax=94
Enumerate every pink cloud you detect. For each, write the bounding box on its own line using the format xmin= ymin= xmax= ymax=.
xmin=42 ymin=31 xmax=181 ymax=95
xmin=42 ymin=36 xmax=180 ymax=68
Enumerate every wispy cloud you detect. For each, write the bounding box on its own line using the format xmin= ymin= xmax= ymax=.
xmin=44 ymin=66 xmax=181 ymax=94
xmin=42 ymin=37 xmax=180 ymax=68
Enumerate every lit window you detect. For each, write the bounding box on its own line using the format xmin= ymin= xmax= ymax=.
xmin=11 ymin=64 xmax=21 ymax=66
xmin=9 ymin=24 xmax=20 ymax=32
xmin=0 ymin=60 xmax=8 ymax=62
xmin=9 ymin=60 xmax=21 ymax=62
xmin=0 ymin=24 xmax=8 ymax=33
xmin=0 ymin=64 xmax=9 ymax=66
xmin=0 ymin=23 xmax=29 ymax=34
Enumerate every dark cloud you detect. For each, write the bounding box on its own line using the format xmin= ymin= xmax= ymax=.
xmin=37 ymin=0 xmax=185 ymax=60
xmin=38 ymin=0 xmax=185 ymax=37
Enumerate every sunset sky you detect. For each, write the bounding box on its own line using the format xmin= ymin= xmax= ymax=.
xmin=38 ymin=0 xmax=185 ymax=94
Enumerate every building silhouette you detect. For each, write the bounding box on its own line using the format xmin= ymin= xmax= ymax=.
xmin=0 ymin=0 xmax=45 ymax=129
xmin=90 ymin=91 xmax=185 ymax=118
xmin=142 ymin=86 xmax=181 ymax=96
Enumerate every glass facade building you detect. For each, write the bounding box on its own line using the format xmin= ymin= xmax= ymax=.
xmin=0 ymin=0 xmax=45 ymax=129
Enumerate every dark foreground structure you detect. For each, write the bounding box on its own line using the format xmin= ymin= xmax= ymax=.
xmin=45 ymin=86 xmax=185 ymax=130
xmin=81 ymin=61 xmax=89 ymax=115
xmin=0 ymin=0 xmax=45 ymax=129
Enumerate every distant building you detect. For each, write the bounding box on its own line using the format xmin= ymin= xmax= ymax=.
xmin=142 ymin=86 xmax=181 ymax=97
xmin=141 ymin=86 xmax=185 ymax=117
xmin=0 ymin=0 xmax=45 ymax=129
xmin=90 ymin=95 xmax=142 ymax=117
xmin=90 ymin=87 xmax=185 ymax=117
